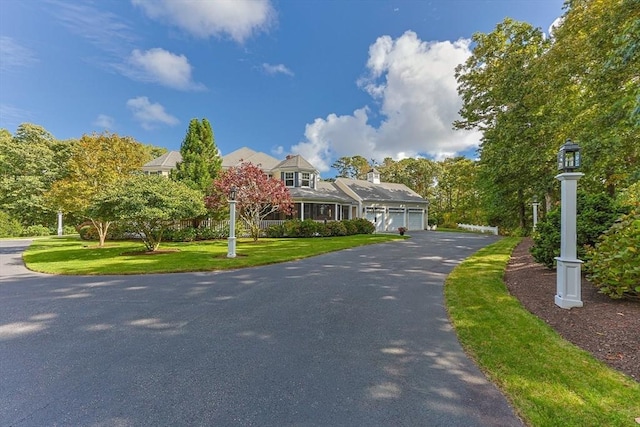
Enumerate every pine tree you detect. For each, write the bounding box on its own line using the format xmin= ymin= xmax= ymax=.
xmin=172 ymin=118 xmax=222 ymax=194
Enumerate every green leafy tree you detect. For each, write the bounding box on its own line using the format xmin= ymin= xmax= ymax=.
xmin=542 ymin=0 xmax=640 ymax=196
xmin=0 ymin=124 xmax=70 ymax=226
xmin=45 ymin=132 xmax=148 ymax=246
xmin=331 ymin=155 xmax=371 ymax=179
xmin=172 ymin=118 xmax=222 ymax=193
xmin=378 ymin=157 xmax=439 ymax=200
xmin=455 ymin=18 xmax=552 ymax=231
xmin=91 ymin=175 xmax=206 ymax=251
xmin=428 ymin=157 xmax=484 ymax=227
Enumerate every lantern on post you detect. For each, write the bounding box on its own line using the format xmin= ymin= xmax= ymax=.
xmin=555 ymin=139 xmax=584 ymax=309
xmin=227 ymin=186 xmax=237 ymax=258
xmin=557 ymin=139 xmax=581 ymax=172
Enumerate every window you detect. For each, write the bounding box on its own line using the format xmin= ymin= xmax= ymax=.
xmin=301 ymin=172 xmax=311 ymax=187
xmin=285 ymin=172 xmax=294 ymax=187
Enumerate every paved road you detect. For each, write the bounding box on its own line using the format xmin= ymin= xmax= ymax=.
xmin=0 ymin=233 xmax=523 ymax=426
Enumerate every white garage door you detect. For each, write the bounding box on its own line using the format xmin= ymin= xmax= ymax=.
xmin=387 ymin=209 xmax=405 ymax=231
xmin=407 ymin=210 xmax=424 ymax=230
xmin=365 ymin=208 xmax=385 ymax=232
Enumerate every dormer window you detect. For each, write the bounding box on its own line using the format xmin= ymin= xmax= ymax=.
xmin=284 ymin=172 xmax=294 ymax=187
xmin=301 ymin=172 xmax=311 ymax=187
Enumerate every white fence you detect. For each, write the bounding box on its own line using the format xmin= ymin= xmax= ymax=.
xmin=457 ymin=223 xmax=499 ymax=235
xmin=178 ymin=219 xmax=287 ymax=230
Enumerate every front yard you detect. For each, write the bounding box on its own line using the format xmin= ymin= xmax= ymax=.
xmin=23 ymin=234 xmax=404 ymax=275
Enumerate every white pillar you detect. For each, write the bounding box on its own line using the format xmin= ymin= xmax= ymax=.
xmin=300 ymin=202 xmax=304 ymax=220
xmin=227 ymin=200 xmax=237 ymax=258
xmin=555 ymin=172 xmax=584 ymax=309
xmin=57 ymin=211 xmax=63 ymax=236
xmin=532 ymin=202 xmax=539 ymax=230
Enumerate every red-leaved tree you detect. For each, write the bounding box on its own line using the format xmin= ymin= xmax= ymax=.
xmin=206 ymin=162 xmax=295 ymax=241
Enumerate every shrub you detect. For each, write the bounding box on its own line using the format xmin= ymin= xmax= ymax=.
xmin=22 ymin=225 xmax=51 ymax=237
xmin=196 ymin=225 xmax=229 ymax=240
xmin=0 ymin=211 xmax=23 ymax=238
xmin=341 ymin=219 xmax=358 ymax=235
xmin=326 ymin=221 xmax=347 ymax=236
xmin=351 ymin=218 xmax=375 ymax=235
xmin=530 ymin=209 xmax=561 ymax=268
xmin=63 ymin=225 xmax=77 ymax=235
xmin=585 ymin=209 xmax=640 ymax=300
xmin=165 ymin=227 xmax=197 ymax=242
xmin=266 ymin=224 xmax=285 ymax=238
xmin=531 ymin=192 xmax=625 ymax=269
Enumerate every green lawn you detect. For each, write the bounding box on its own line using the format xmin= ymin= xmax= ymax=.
xmin=23 ymin=234 xmax=404 ymax=275
xmin=445 ymin=237 xmax=640 ymax=427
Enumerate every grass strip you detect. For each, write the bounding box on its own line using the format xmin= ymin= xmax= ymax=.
xmin=23 ymin=234 xmax=403 ymax=275
xmin=445 ymin=237 xmax=640 ymax=427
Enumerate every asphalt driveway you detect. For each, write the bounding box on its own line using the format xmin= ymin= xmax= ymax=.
xmin=0 ymin=232 xmax=523 ymax=426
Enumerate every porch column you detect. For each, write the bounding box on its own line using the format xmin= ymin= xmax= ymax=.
xmin=300 ymin=202 xmax=304 ymax=220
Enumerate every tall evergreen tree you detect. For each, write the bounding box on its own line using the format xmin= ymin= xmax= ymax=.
xmin=172 ymin=118 xmax=222 ymax=194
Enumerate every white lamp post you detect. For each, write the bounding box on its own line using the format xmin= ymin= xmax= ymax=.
xmin=227 ymin=186 xmax=237 ymax=258
xmin=57 ymin=210 xmax=63 ymax=236
xmin=555 ymin=139 xmax=584 ymax=309
xmin=531 ymin=196 xmax=539 ymax=230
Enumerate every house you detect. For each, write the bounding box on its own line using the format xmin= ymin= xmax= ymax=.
xmin=142 ymin=147 xmax=429 ymax=231
xmin=141 ymin=150 xmax=182 ymax=177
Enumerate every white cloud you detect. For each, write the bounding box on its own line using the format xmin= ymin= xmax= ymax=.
xmin=0 ymin=37 xmax=38 ymax=72
xmin=125 ymin=48 xmax=204 ymax=90
xmin=0 ymin=104 xmax=31 ymax=130
xmin=49 ymin=1 xmax=136 ymax=56
xmin=291 ymin=31 xmax=482 ymax=173
xmin=262 ymin=63 xmax=293 ymax=76
xmin=132 ymin=0 xmax=275 ymax=43
xmin=126 ymin=96 xmax=179 ymax=130
xmin=93 ymin=114 xmax=115 ymax=129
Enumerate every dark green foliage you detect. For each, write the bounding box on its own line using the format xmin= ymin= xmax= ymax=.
xmin=285 ymin=219 xmax=320 ymax=237
xmin=585 ymin=209 xmax=640 ymax=300
xmin=530 ymin=209 xmax=561 ymax=268
xmin=341 ymin=219 xmax=358 ymax=235
xmin=165 ymin=227 xmax=197 ymax=242
xmin=195 ymin=225 xmax=229 ymax=241
xmin=266 ymin=219 xmax=374 ymax=238
xmin=163 ymin=225 xmax=230 ymax=242
xmin=265 ymin=223 xmax=285 ymax=238
xmin=172 ymin=118 xmax=222 ymax=194
xmin=0 ymin=211 xmax=23 ymax=237
xmin=351 ymin=218 xmax=376 ymax=234
xmin=531 ymin=192 xmax=626 ymax=268
xmin=325 ymin=221 xmax=347 ymax=236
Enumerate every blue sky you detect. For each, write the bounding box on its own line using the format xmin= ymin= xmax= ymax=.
xmin=1 ymin=0 xmax=564 ymax=177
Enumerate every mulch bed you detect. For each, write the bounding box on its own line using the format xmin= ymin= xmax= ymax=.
xmin=504 ymin=238 xmax=640 ymax=381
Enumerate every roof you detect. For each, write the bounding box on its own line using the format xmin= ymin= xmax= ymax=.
xmin=288 ymin=181 xmax=355 ymax=203
xmin=273 ymin=154 xmax=318 ymax=172
xmin=142 ymin=150 xmax=182 ymax=169
xmin=335 ymin=178 xmax=428 ymax=204
xmin=222 ymin=147 xmax=280 ymax=171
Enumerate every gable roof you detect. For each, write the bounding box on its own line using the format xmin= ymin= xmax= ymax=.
xmin=142 ymin=150 xmax=182 ymax=169
xmin=335 ymin=178 xmax=427 ymax=204
xmin=222 ymin=147 xmax=280 ymax=171
xmin=288 ymin=181 xmax=355 ymax=203
xmin=273 ymin=154 xmax=318 ymax=172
